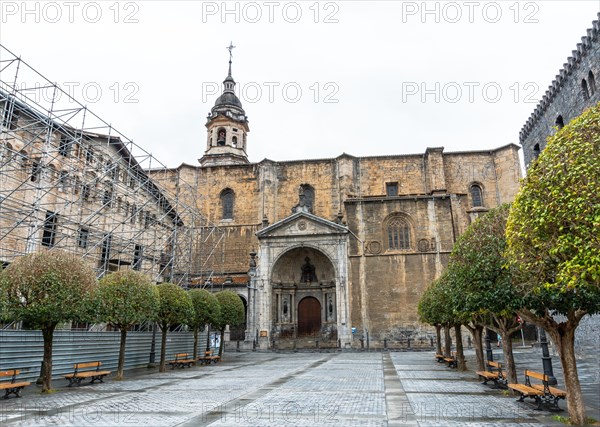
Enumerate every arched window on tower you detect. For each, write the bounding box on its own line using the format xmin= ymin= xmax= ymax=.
xmin=533 ymin=143 xmax=540 ymax=159
xmin=555 ymin=115 xmax=564 ymax=129
xmin=588 ymin=71 xmax=596 ymax=96
xmin=232 ymin=136 xmax=238 ymax=147
xmin=582 ymin=79 xmax=590 ymax=101
xmin=217 ymin=128 xmax=226 ymax=146
xmin=299 ymin=184 xmax=315 ymax=213
xmin=470 ymin=183 xmax=483 ymax=207
xmin=221 ymin=188 xmax=234 ymax=220
xmin=387 ymin=216 xmax=412 ymax=250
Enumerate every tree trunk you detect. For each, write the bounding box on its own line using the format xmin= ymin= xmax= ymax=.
xmin=472 ymin=325 xmax=485 ymax=371
xmin=218 ymin=328 xmax=225 ymax=357
xmin=159 ymin=323 xmax=168 ymax=373
xmin=193 ymin=326 xmax=199 ymax=360
xmin=500 ymin=331 xmax=517 ymax=384
xmin=41 ymin=325 xmax=56 ymax=392
xmin=549 ymin=324 xmax=586 ymax=425
xmin=205 ymin=324 xmax=211 ymax=352
xmin=435 ymin=324 xmax=442 ymax=354
xmin=117 ymin=328 xmax=127 ymax=380
xmin=443 ymin=325 xmax=452 ymax=356
xmin=454 ymin=324 xmax=466 ymax=371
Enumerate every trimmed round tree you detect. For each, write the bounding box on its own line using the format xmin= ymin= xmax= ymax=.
xmin=189 ymin=289 xmax=221 ymax=359
xmin=156 ymin=283 xmax=194 ymax=372
xmin=1 ymin=251 xmax=97 ymax=392
xmin=506 ymin=103 xmax=600 ymax=425
xmin=95 ymin=270 xmax=159 ymax=380
xmin=0 ymin=270 xmax=10 ymax=323
xmin=448 ymin=204 xmax=523 ymax=383
xmin=214 ymin=291 xmax=245 ymax=357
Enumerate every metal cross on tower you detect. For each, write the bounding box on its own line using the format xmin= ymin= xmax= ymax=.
xmin=226 ymin=42 xmax=236 ymax=60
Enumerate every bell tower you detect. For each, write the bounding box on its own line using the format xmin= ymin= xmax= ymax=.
xmin=199 ymin=42 xmax=250 ymax=167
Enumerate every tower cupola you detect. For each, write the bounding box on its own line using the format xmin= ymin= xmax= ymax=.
xmin=200 ymin=42 xmax=250 ymax=167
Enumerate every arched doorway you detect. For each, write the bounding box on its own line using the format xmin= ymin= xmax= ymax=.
xmin=297 ymin=297 xmax=321 ymax=336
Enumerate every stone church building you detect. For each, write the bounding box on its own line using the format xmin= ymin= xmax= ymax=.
xmin=152 ymin=57 xmax=522 ymax=349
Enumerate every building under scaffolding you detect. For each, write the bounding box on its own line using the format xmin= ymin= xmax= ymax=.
xmin=0 ymin=45 xmax=223 ymax=285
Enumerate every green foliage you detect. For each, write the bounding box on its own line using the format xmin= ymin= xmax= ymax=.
xmin=156 ymin=283 xmax=194 ymax=328
xmin=214 ymin=291 xmax=245 ymax=330
xmin=418 ymin=273 xmax=455 ymax=325
xmin=1 ymin=251 xmax=97 ymax=327
xmin=189 ymin=288 xmax=221 ymax=329
xmin=506 ymin=102 xmax=600 ymax=316
xmin=0 ymin=271 xmax=10 ymax=322
xmin=448 ymin=204 xmax=522 ymax=320
xmin=95 ymin=270 xmax=159 ymax=329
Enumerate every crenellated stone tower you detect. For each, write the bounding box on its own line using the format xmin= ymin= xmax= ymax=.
xmin=199 ymin=43 xmax=250 ymax=167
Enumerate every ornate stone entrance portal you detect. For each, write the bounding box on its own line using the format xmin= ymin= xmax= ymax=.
xmin=252 ymin=211 xmax=351 ymax=349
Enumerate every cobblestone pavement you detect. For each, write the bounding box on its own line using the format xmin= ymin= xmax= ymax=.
xmin=0 ymin=349 xmax=597 ymax=426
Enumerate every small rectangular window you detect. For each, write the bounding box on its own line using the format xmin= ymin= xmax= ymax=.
xmin=100 ymin=233 xmax=112 ymax=271
xmin=386 ymin=182 xmax=398 ymax=197
xmin=58 ymin=135 xmax=71 ymax=156
xmin=30 ymin=162 xmax=41 ymax=182
xmin=82 ymin=184 xmax=90 ymax=201
xmin=41 ymin=211 xmax=58 ymax=247
xmin=133 ymin=244 xmax=143 ymax=271
xmin=78 ymin=227 xmax=89 ymax=249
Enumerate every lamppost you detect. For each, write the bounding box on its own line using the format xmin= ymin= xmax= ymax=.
xmin=539 ymin=327 xmax=557 ymax=385
xmin=247 ymin=252 xmax=258 ymax=346
xmin=485 ymin=328 xmax=494 ymax=363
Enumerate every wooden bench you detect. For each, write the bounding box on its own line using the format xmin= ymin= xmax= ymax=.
xmin=0 ymin=370 xmax=30 ymax=399
xmin=443 ymin=351 xmax=457 ymax=368
xmin=198 ymin=350 xmax=220 ymax=365
xmin=435 ymin=353 xmax=445 ymax=363
xmin=507 ymin=370 xmax=566 ymax=411
xmin=168 ymin=353 xmax=195 ymax=369
xmin=476 ymin=361 xmax=506 ymax=388
xmin=64 ymin=362 xmax=111 ymax=387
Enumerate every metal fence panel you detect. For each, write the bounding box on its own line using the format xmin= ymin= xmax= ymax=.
xmin=0 ymin=329 xmax=208 ymax=383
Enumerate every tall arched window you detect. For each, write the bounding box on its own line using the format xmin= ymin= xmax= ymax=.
xmin=221 ymin=189 xmax=234 ymax=220
xmin=588 ymin=71 xmax=596 ymax=95
xmin=470 ymin=184 xmax=483 ymax=207
xmin=232 ymin=136 xmax=238 ymax=147
xmin=555 ymin=115 xmax=564 ymax=129
xmin=582 ymin=79 xmax=590 ymax=101
xmin=387 ymin=216 xmax=412 ymax=250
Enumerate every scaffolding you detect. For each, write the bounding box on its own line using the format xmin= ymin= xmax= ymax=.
xmin=0 ymin=44 xmax=224 ymax=285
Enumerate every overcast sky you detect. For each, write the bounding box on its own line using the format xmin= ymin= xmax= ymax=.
xmin=1 ymin=1 xmax=599 ymax=168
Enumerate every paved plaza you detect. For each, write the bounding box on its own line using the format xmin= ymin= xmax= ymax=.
xmin=0 ymin=349 xmax=598 ymax=426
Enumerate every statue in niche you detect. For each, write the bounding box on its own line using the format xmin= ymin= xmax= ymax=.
xmin=300 ymin=257 xmax=317 ymax=282
xmin=283 ymin=298 xmax=288 ymax=321
xmin=217 ymin=130 xmax=226 ymax=146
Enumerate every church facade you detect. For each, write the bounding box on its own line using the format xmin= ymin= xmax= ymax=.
xmin=152 ymin=56 xmax=522 ymax=349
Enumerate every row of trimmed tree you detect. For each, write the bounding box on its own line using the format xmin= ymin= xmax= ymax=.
xmin=418 ymin=103 xmax=600 ymax=425
xmin=0 ymin=256 xmax=245 ymax=392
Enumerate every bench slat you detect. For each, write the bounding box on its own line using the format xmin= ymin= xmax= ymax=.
xmin=507 ymin=383 xmax=544 ymax=396
xmin=531 ymin=384 xmax=567 ymax=397
xmin=74 ymin=362 xmax=102 ymax=369
xmin=0 ymin=370 xmax=19 ymax=377
xmin=0 ymin=381 xmax=30 ymax=390
xmin=525 ymin=370 xmax=548 ymax=382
